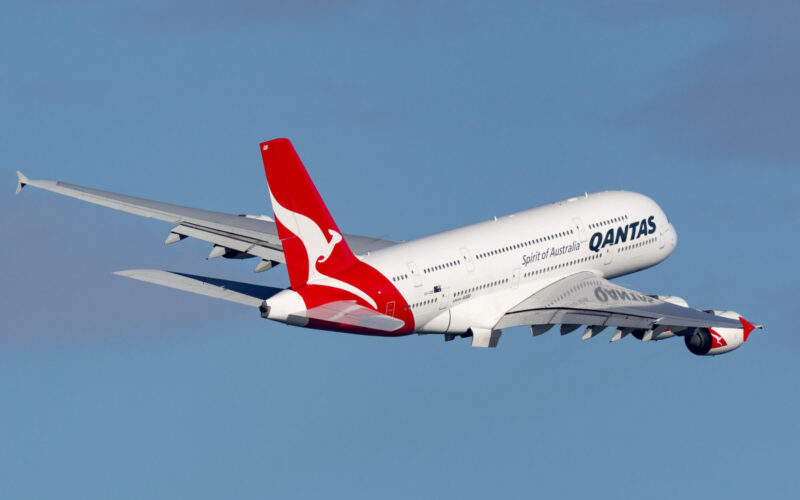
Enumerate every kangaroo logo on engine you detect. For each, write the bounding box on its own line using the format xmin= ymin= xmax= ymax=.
xmin=589 ymin=216 xmax=656 ymax=253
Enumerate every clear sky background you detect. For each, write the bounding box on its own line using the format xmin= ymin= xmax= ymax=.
xmin=1 ymin=1 xmax=798 ymax=498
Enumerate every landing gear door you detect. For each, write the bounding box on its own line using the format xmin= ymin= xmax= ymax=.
xmin=407 ymin=262 xmax=423 ymax=287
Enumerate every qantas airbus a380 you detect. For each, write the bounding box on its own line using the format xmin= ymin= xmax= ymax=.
xmin=16 ymin=139 xmax=762 ymax=355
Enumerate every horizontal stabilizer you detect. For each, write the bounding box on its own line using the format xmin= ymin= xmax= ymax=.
xmin=114 ymin=269 xmax=283 ymax=307
xmin=288 ymin=300 xmax=405 ymax=332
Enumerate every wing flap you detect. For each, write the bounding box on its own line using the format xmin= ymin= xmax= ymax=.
xmin=169 ymin=224 xmax=286 ymax=263
xmin=496 ymin=308 xmax=654 ymax=330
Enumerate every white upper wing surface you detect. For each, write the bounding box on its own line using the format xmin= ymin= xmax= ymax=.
xmin=495 ymin=271 xmax=743 ymax=333
xmin=16 ymin=172 xmax=396 ymax=263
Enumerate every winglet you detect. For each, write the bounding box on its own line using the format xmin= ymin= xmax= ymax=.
xmin=739 ymin=316 xmax=760 ymax=342
xmin=15 ymin=171 xmax=28 ymax=195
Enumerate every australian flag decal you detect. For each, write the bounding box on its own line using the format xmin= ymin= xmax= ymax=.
xmin=433 ymin=285 xmax=442 ymax=293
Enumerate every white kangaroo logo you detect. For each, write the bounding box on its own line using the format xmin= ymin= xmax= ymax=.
xmin=317 ymin=229 xmax=341 ymax=264
xmin=268 ymin=187 xmax=377 ymax=308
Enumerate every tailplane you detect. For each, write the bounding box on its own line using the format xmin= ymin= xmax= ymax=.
xmin=114 ymin=270 xmax=282 ymax=306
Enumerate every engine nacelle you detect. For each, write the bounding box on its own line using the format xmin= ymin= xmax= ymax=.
xmin=684 ymin=310 xmax=753 ymax=356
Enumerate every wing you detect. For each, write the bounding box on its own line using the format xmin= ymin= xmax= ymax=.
xmin=15 ymin=172 xmax=397 ymax=271
xmin=495 ymin=271 xmax=744 ymax=339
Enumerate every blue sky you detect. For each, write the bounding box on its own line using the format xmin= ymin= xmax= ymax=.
xmin=1 ymin=1 xmax=798 ymax=498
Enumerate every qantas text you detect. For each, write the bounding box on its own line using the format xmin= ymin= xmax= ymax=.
xmin=589 ymin=216 xmax=656 ymax=253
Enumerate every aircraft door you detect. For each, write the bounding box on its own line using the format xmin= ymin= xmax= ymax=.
xmin=511 ymin=268 xmax=521 ymax=289
xmin=407 ymin=262 xmax=423 ymax=287
xmin=459 ymin=247 xmax=475 ymax=272
xmin=439 ymin=287 xmax=451 ymax=310
xmin=603 ymin=246 xmax=614 ymax=265
xmin=572 ymin=217 xmax=587 ymax=243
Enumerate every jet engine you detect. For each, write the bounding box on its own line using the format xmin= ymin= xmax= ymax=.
xmin=684 ymin=310 xmax=756 ymax=356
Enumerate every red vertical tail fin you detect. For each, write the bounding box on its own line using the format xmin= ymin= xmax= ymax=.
xmin=260 ymin=139 xmax=359 ymax=290
xmin=259 ymin=138 xmax=414 ymax=332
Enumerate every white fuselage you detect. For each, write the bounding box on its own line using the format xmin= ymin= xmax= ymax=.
xmin=362 ymin=191 xmax=677 ymax=334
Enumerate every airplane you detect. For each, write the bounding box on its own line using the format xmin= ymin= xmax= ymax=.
xmin=15 ymin=138 xmax=762 ymax=355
